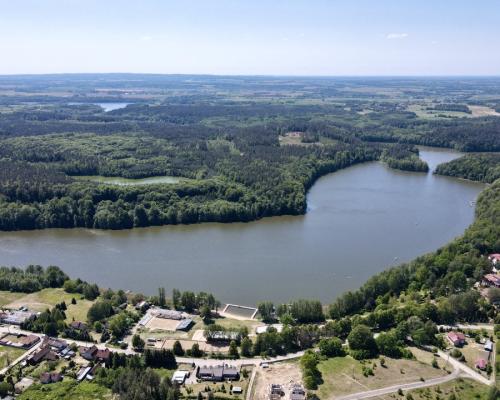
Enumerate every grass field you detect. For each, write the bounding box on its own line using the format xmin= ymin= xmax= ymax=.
xmin=2 ymin=288 xmax=94 ymax=323
xmin=406 ymin=377 xmax=491 ymax=399
xmin=0 ymin=291 xmax=25 ymax=307
xmin=0 ymin=345 xmax=26 ymax=368
xmin=314 ymin=355 xmax=447 ymax=399
xmin=18 ymin=380 xmax=112 ymax=400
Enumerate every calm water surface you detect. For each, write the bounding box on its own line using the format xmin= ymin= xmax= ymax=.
xmin=0 ymin=148 xmax=484 ymax=305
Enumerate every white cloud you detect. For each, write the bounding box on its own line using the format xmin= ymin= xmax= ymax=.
xmin=386 ymin=33 xmax=408 ymax=40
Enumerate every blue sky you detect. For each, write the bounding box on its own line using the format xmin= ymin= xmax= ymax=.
xmin=0 ymin=0 xmax=499 ymax=75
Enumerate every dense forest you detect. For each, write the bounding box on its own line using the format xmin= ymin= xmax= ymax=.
xmin=435 ymin=154 xmax=500 ymax=183
xmin=0 ymin=75 xmax=499 ymax=230
xmin=380 ymin=144 xmax=429 ymax=172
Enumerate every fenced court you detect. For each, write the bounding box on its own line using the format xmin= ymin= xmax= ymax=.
xmin=223 ymin=304 xmax=258 ymax=319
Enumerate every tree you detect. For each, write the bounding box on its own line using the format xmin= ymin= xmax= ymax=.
xmin=318 ymin=337 xmax=344 ymax=357
xmin=0 ymin=381 xmax=12 ymax=398
xmin=240 ymin=337 xmax=252 ymax=357
xmin=173 ymin=340 xmax=184 ymax=356
xmin=300 ymin=350 xmax=322 ymax=390
xmin=181 ymin=291 xmax=196 ymax=312
xmin=347 ymin=324 xmax=378 ymax=359
xmin=172 ymin=289 xmax=181 ymax=309
xmin=229 ymin=340 xmax=239 ymax=359
xmin=158 ymin=287 xmax=166 ymax=308
xmin=257 ymin=302 xmax=275 ymax=322
xmin=132 ymin=334 xmax=145 ymax=351
xmin=189 ymin=343 xmax=203 ymax=358
xmin=375 ymin=331 xmax=402 ymax=358
xmin=200 ymin=305 xmax=211 ymax=323
xmin=108 ymin=313 xmax=129 ymax=338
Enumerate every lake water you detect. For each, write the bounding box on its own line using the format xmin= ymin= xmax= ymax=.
xmin=0 ymin=148 xmax=485 ymax=305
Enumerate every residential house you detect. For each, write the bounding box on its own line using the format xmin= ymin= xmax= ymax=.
xmin=40 ymin=372 xmax=63 ymax=384
xmin=70 ymin=321 xmax=88 ymax=331
xmin=475 ymin=359 xmax=487 ymax=370
xmin=197 ymin=364 xmax=239 ymax=381
xmin=1 ymin=310 xmax=37 ymax=325
xmin=27 ymin=345 xmax=58 ymax=365
xmin=447 ymin=332 xmax=466 ymax=347
xmin=482 ymin=274 xmax=500 ymax=288
xmin=79 ymin=345 xmax=98 ymax=361
xmin=76 ymin=366 xmax=92 ymax=382
xmin=489 ymin=254 xmax=500 ymax=266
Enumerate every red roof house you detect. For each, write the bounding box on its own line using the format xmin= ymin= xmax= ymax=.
xmin=447 ymin=331 xmax=466 ymax=347
xmin=475 ymin=359 xmax=487 ymax=370
xmin=489 ymin=254 xmax=500 ymax=265
xmin=482 ymin=274 xmax=500 ymax=288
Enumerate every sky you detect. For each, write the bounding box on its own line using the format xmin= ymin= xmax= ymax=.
xmin=0 ymin=0 xmax=499 ymax=76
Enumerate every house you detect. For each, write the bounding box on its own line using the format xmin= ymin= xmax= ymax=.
xmin=19 ymin=334 xmax=41 ymax=349
xmin=290 ymin=384 xmax=306 ymax=400
xmin=256 ymin=324 xmax=284 ymax=335
xmin=171 ymin=370 xmax=189 ymax=384
xmin=1 ymin=310 xmax=37 ymax=325
xmin=197 ymin=364 xmax=239 ymax=381
xmin=27 ymin=345 xmax=58 ymax=365
xmin=475 ymin=359 xmax=488 ymax=370
xmin=198 ymin=365 xmax=224 ymax=381
xmin=155 ymin=309 xmax=184 ymax=320
xmin=482 ymin=274 xmax=500 ymax=288
xmin=135 ymin=301 xmax=150 ymax=311
xmin=14 ymin=377 xmax=34 ymax=394
xmin=96 ymin=348 xmax=111 ymax=362
xmin=76 ymin=366 xmax=92 ymax=382
xmin=40 ymin=372 xmax=63 ymax=384
xmin=447 ymin=332 xmax=466 ymax=347
xmin=46 ymin=337 xmax=68 ymax=352
xmin=176 ymin=318 xmax=193 ymax=331
xmin=485 ymin=339 xmax=493 ymax=352
xmin=70 ymin=321 xmax=88 ymax=331
xmin=79 ymin=345 xmax=98 ymax=361
xmin=489 ymin=254 xmax=500 ymax=266
xmin=0 ymin=333 xmax=40 ymax=349
xmin=232 ymin=386 xmax=242 ymax=394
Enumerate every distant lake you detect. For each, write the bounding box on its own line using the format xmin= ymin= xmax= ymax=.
xmin=68 ymin=102 xmax=130 ymax=112
xmin=0 ymin=148 xmax=484 ymax=305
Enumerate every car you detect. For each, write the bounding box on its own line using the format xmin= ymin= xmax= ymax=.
xmin=260 ymin=362 xmax=269 ymax=368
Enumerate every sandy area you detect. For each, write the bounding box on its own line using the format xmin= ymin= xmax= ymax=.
xmin=468 ymin=105 xmax=500 ymax=117
xmin=252 ymin=362 xmax=302 ymax=400
xmin=144 ymin=316 xmax=180 ymax=331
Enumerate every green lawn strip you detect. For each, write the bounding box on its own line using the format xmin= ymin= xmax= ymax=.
xmin=18 ymin=379 xmax=111 ymax=400
xmin=0 ymin=345 xmax=26 ymax=368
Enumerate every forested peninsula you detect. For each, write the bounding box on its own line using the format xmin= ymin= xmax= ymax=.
xmin=1 ymin=75 xmax=500 ymax=231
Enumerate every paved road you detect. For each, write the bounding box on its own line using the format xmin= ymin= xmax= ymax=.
xmin=335 ymin=368 xmax=461 ymax=400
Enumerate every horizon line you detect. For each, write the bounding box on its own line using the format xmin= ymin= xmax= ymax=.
xmin=1 ymin=72 xmax=500 ymax=79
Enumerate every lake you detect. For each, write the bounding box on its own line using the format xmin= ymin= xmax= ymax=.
xmin=0 ymin=148 xmax=485 ymax=305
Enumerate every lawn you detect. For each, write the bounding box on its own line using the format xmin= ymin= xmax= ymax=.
xmin=406 ymin=377 xmax=492 ymax=400
xmin=18 ymin=380 xmax=112 ymax=400
xmin=314 ymin=355 xmax=448 ymax=399
xmin=2 ymin=288 xmax=94 ymax=323
xmin=0 ymin=345 xmax=26 ymax=368
xmin=0 ymin=291 xmax=25 ymax=307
